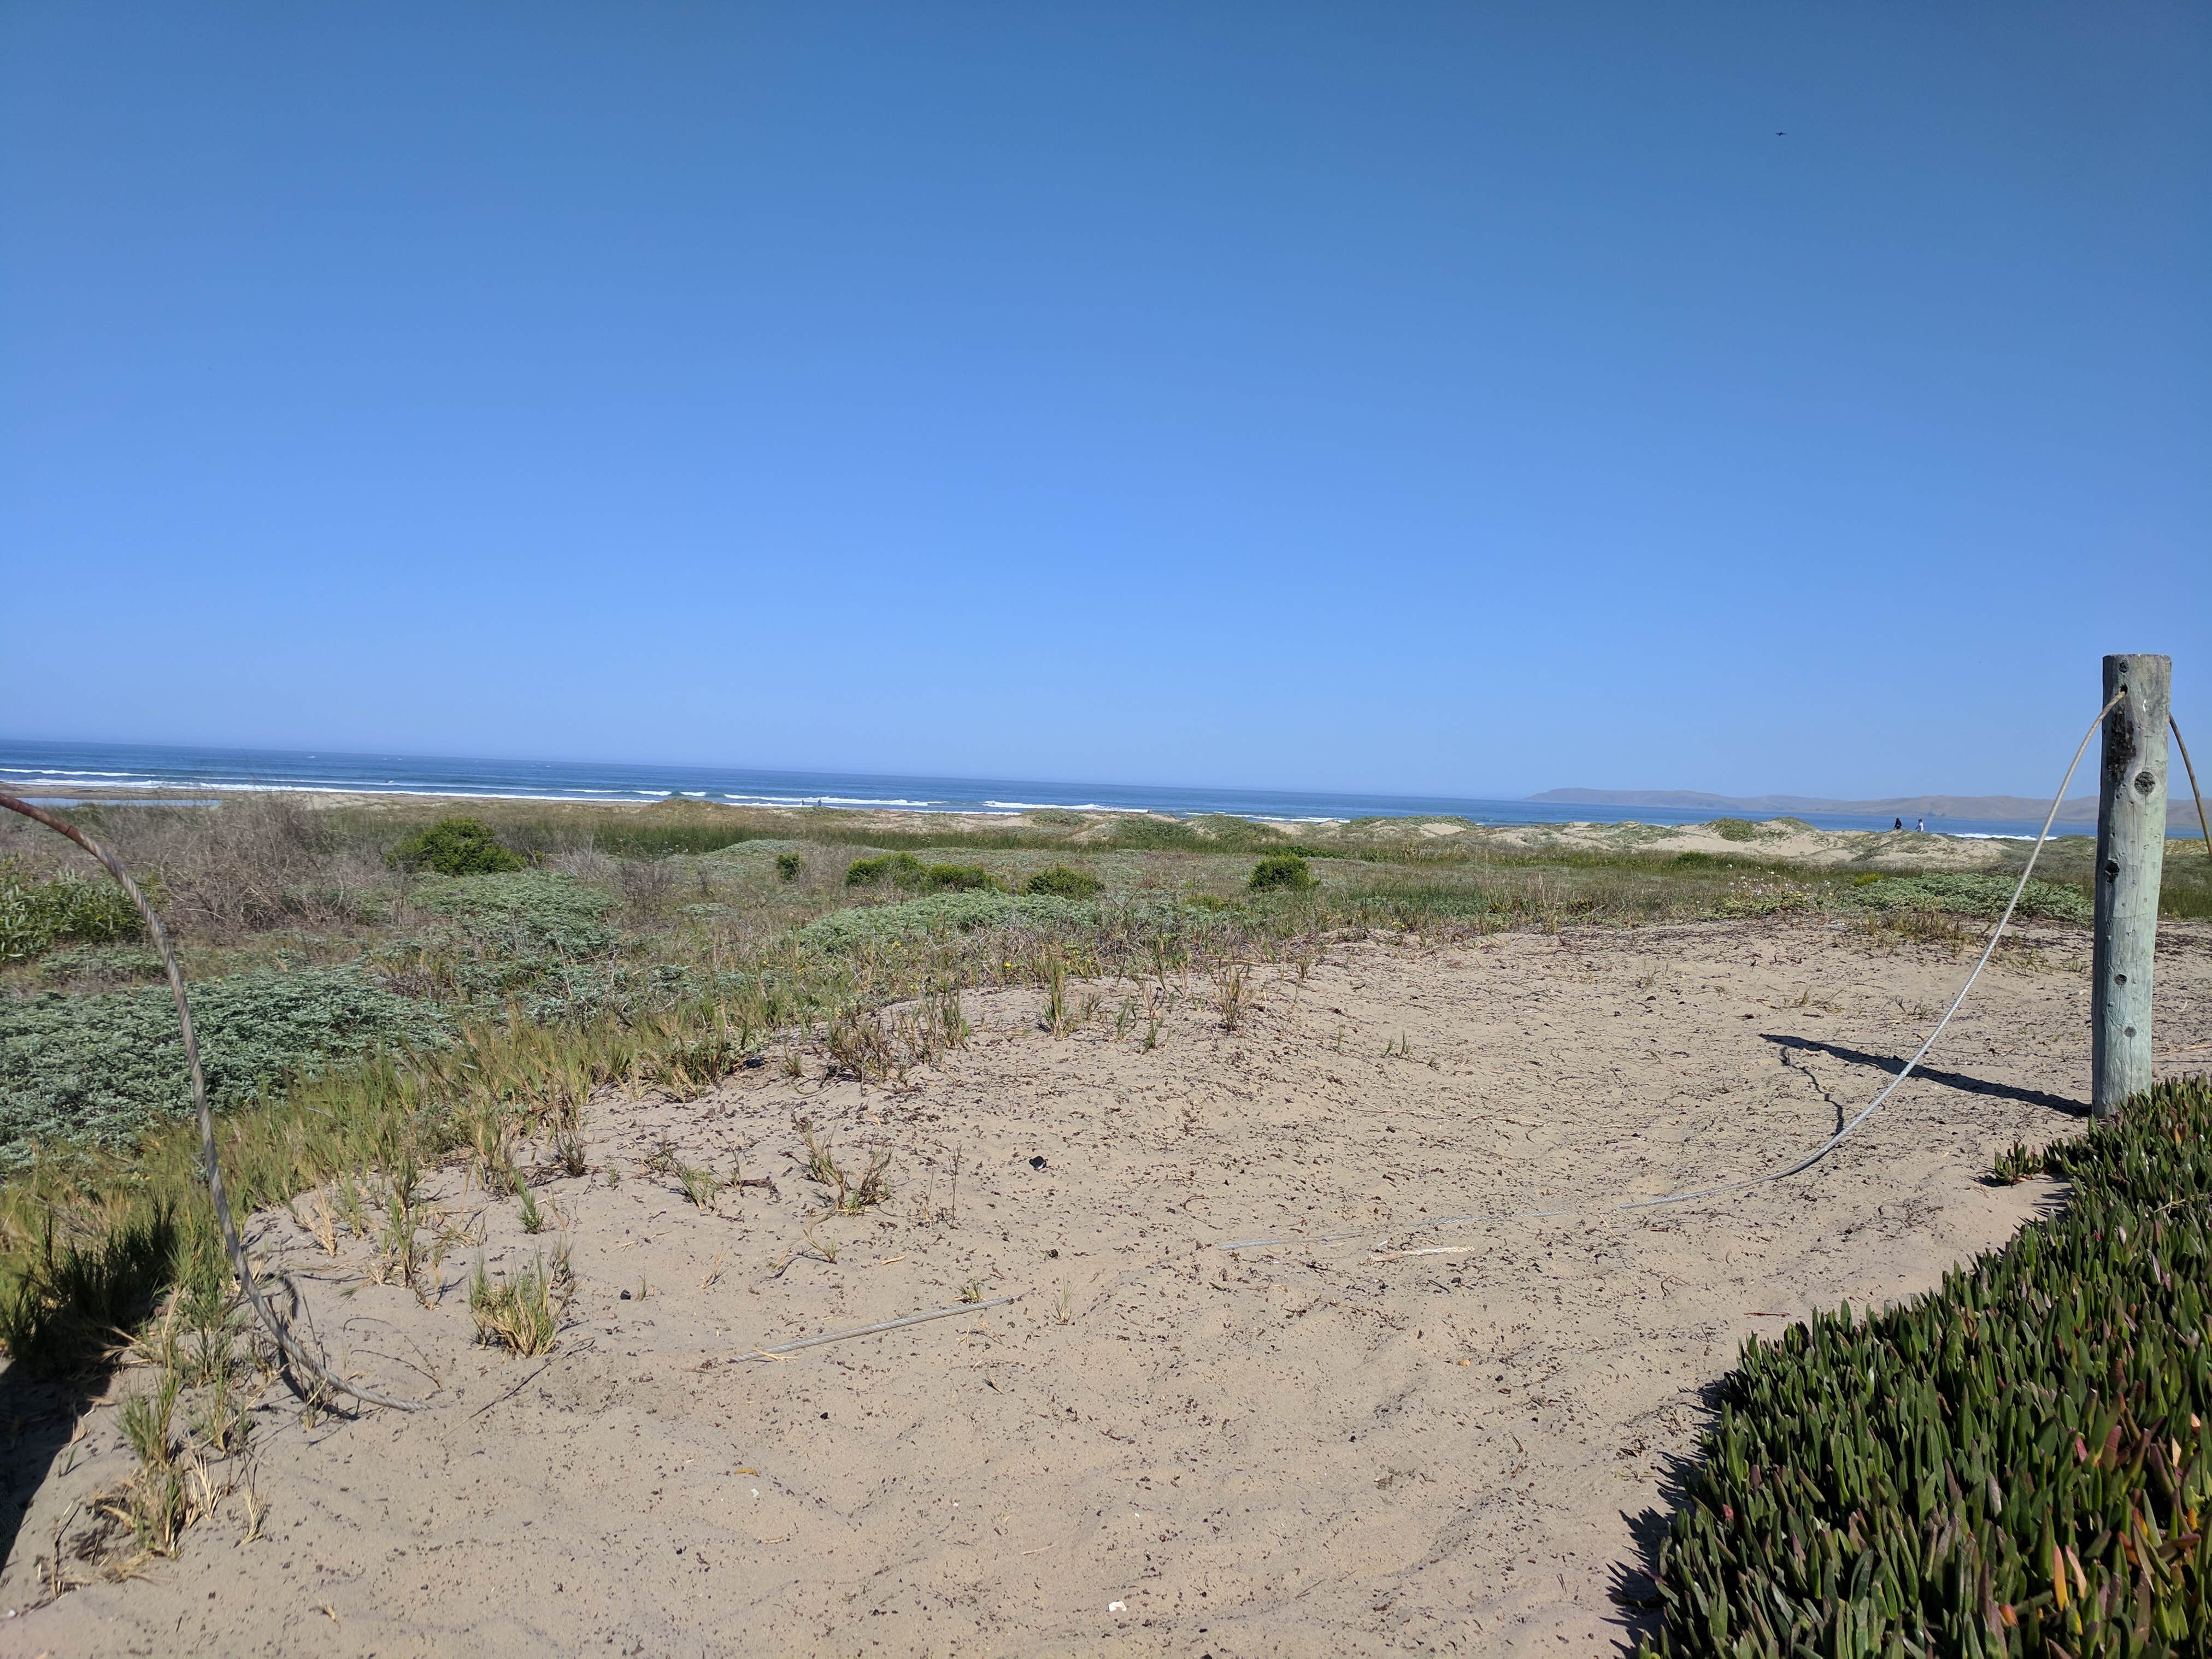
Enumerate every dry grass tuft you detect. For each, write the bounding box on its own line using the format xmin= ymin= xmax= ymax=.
xmin=468 ymin=1248 xmax=573 ymax=1356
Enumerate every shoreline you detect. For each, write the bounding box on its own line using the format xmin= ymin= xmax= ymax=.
xmin=1 ymin=740 xmax=2120 ymax=838
xmin=7 ymin=782 xmax=2097 ymax=844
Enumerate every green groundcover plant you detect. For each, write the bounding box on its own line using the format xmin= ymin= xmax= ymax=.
xmin=796 ymin=890 xmax=1095 ymax=951
xmin=415 ymin=870 xmax=615 ymax=955
xmin=1635 ymin=1074 xmax=2210 ymax=1657
xmin=0 ymin=967 xmax=443 ymax=1161
xmin=1839 ymin=872 xmax=2094 ymax=927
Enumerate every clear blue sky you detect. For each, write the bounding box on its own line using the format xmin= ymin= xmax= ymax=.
xmin=5 ymin=4 xmax=2206 ymax=799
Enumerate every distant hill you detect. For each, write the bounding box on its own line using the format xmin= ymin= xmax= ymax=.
xmin=1527 ymin=788 xmax=2099 ymax=823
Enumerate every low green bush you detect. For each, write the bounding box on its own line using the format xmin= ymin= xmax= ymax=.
xmin=796 ymin=891 xmax=1094 ymax=952
xmin=1838 ymin=870 xmax=2092 ymax=926
xmin=843 ymin=853 xmax=996 ymax=893
xmin=1636 ymin=1073 xmax=2211 ymax=1656
xmin=922 ymin=863 xmax=998 ymax=892
xmin=0 ymin=967 xmax=444 ymax=1160
xmin=1673 ymin=851 xmax=1725 ymax=869
xmin=1024 ymin=865 xmax=1104 ymax=899
xmin=389 ymin=816 xmax=525 ymax=876
xmin=775 ymin=852 xmax=804 ymax=881
xmin=416 ymin=871 xmax=615 ymax=955
xmin=1710 ymin=817 xmax=1758 ymax=842
xmin=594 ymin=824 xmax=761 ymax=857
xmin=1249 ymin=852 xmax=1316 ymax=893
xmin=846 ymin=852 xmax=926 ymax=889
xmin=0 ymin=862 xmax=145 ymax=961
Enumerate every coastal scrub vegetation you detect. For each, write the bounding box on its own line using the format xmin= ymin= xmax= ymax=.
xmin=1023 ymin=864 xmax=1103 ymax=899
xmin=0 ymin=966 xmax=440 ymax=1160
xmin=1 ymin=860 xmax=146 ymax=961
xmin=0 ymin=792 xmax=2193 ymax=1384
xmin=387 ymin=816 xmax=525 ymax=876
xmin=1249 ymin=851 xmax=1316 ymax=892
xmin=1636 ymin=1073 xmax=2211 ymax=1656
xmin=845 ymin=852 xmax=1001 ymax=893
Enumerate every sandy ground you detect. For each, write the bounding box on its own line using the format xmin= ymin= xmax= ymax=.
xmin=5 ymin=916 xmax=2209 ymax=1657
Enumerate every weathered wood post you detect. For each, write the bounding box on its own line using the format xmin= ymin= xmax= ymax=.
xmin=2091 ymin=653 xmax=2170 ymax=1119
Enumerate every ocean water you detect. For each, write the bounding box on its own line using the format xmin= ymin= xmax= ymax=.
xmin=0 ymin=738 xmax=2095 ymax=839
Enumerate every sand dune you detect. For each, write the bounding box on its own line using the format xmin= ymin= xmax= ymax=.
xmin=8 ymin=916 xmax=2207 ymax=1656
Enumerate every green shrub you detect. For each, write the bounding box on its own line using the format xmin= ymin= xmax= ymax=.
xmin=1710 ymin=817 xmax=1758 ymax=842
xmin=0 ymin=861 xmax=146 ymax=962
xmin=416 ymin=871 xmax=614 ymax=955
xmin=796 ymin=891 xmax=1095 ymax=952
xmin=1249 ymin=853 xmax=1316 ymax=893
xmin=389 ymin=817 xmax=525 ymax=876
xmin=593 ymin=824 xmax=760 ymax=857
xmin=0 ymin=967 xmax=444 ymax=1160
xmin=1836 ymin=870 xmax=2092 ymax=926
xmin=1024 ymin=864 xmax=1104 ymax=900
xmin=846 ymin=852 xmax=926 ymax=889
xmin=775 ymin=852 xmax=804 ymax=881
xmin=1672 ymin=851 xmax=1725 ymax=869
xmin=1636 ymin=1073 xmax=2212 ymax=1656
xmin=921 ymin=863 xmax=998 ymax=893
xmin=839 ymin=854 xmax=995 ymax=893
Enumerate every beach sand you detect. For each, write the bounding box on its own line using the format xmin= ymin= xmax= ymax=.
xmin=7 ymin=915 xmax=2207 ymax=1656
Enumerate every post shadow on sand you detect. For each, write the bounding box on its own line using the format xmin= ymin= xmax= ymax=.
xmin=1758 ymin=1033 xmax=2089 ymax=1120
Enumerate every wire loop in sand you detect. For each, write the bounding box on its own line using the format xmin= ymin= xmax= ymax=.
xmin=1221 ymin=691 xmax=2125 ymax=1255
xmin=740 ymin=1293 xmax=1026 ymax=1361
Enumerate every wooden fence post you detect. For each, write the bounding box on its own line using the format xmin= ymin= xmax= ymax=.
xmin=2091 ymin=653 xmax=2171 ymax=1119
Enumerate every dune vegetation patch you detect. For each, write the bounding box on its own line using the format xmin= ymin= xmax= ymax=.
xmin=415 ymin=869 xmax=617 ymax=954
xmin=386 ymin=816 xmax=526 ymax=876
xmin=1838 ymin=869 xmax=2093 ymax=926
xmin=1249 ymin=852 xmax=1316 ymax=893
xmin=1022 ymin=864 xmax=1104 ymax=899
xmin=1 ymin=862 xmax=148 ymax=962
xmin=1639 ymin=1074 xmax=2211 ymax=1656
xmin=0 ymin=967 xmax=443 ymax=1160
xmin=844 ymin=852 xmax=1003 ymax=894
xmin=796 ymin=890 xmax=1096 ymax=952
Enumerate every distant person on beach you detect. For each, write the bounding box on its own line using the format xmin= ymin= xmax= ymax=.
xmin=1916 ymin=817 xmax=1925 ymax=833
xmin=1893 ymin=817 xmax=1902 ymax=831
